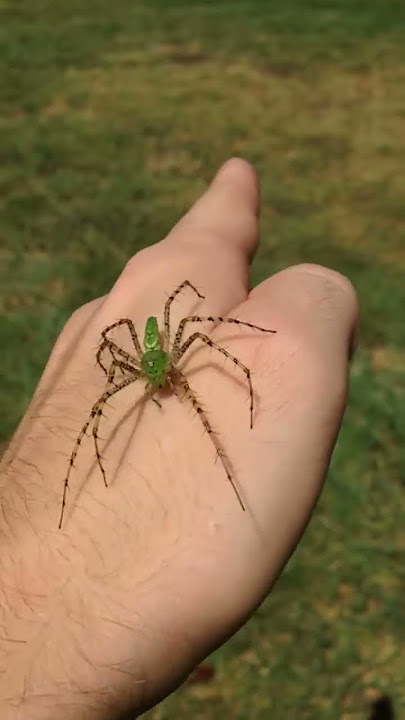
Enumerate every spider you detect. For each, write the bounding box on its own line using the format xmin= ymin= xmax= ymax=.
xmin=58 ymin=280 xmax=276 ymax=528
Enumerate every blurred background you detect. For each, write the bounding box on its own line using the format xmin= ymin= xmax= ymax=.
xmin=1 ymin=1 xmax=404 ymax=717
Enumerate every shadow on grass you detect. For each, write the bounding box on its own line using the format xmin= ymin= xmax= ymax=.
xmin=368 ymin=695 xmax=395 ymax=720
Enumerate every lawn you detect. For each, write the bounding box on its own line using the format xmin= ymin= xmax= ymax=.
xmin=1 ymin=1 xmax=404 ymax=717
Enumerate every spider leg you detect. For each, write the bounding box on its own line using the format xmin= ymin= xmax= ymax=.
xmin=89 ymin=379 xmax=161 ymax=517
xmin=169 ymin=369 xmax=245 ymax=511
xmin=172 ymin=315 xmax=276 ymax=359
xmin=91 ymin=359 xmax=143 ymax=489
xmin=96 ymin=340 xmax=116 ymax=376
xmin=99 ymin=354 xmax=161 ymax=406
xmin=175 ymin=331 xmax=258 ymax=429
xmin=91 ymin=381 xmax=162 ymax=482
xmin=58 ymin=364 xmax=141 ymax=529
xmin=139 ymin=383 xmax=162 ymax=408
xmin=101 ymin=318 xmax=143 ymax=359
xmin=96 ymin=337 xmax=140 ymax=377
xmin=96 ymin=341 xmax=120 ymax=377
xmin=164 ymin=280 xmax=205 ymax=351
xmin=150 ymin=393 xmax=162 ymax=409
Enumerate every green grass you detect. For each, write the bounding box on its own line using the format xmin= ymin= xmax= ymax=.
xmin=1 ymin=1 xmax=405 ymax=717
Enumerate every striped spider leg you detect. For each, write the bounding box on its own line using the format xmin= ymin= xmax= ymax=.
xmin=168 ymin=309 xmax=276 ymax=509
xmin=59 ymin=358 xmax=142 ymax=528
xmin=163 ymin=279 xmax=205 ymax=350
xmin=172 ymin=314 xmax=277 ymax=428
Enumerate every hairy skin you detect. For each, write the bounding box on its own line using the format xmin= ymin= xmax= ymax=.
xmin=0 ymin=159 xmax=358 ymax=720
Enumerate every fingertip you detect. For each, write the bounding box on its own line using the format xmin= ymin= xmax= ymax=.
xmin=211 ymin=157 xmax=260 ymax=216
xmin=170 ymin=157 xmax=260 ymax=262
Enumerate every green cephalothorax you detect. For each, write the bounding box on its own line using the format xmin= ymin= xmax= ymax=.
xmin=144 ymin=316 xmax=161 ymax=351
xmin=58 ymin=280 xmax=277 ymax=528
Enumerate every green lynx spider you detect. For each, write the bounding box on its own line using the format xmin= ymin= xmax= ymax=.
xmin=58 ymin=280 xmax=276 ymax=528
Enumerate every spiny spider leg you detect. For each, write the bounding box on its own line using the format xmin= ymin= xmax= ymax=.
xmin=96 ymin=341 xmax=121 ymax=377
xmin=164 ymin=280 xmax=205 ymax=350
xmin=175 ymin=331 xmax=257 ymax=429
xmin=91 ymin=375 xmax=162 ymax=498
xmin=96 ymin=318 xmax=143 ymax=374
xmin=96 ymin=337 xmax=141 ymax=376
xmin=168 ymin=369 xmax=245 ymax=511
xmin=172 ymin=315 xmax=276 ymax=359
xmin=98 ymin=349 xmax=161 ymax=407
xmin=101 ymin=318 xmax=143 ymax=357
xmin=58 ymin=363 xmax=141 ymax=529
xmin=91 ymin=359 xmax=144 ymax=488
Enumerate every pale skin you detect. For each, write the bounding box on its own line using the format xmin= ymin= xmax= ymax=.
xmin=0 ymin=159 xmax=359 ymax=720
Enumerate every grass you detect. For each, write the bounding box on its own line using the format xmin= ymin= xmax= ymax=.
xmin=1 ymin=0 xmax=405 ymax=717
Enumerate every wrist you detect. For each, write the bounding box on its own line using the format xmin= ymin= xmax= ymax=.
xmin=0 ymin=464 xmax=151 ymax=720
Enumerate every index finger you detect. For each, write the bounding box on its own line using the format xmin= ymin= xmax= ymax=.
xmin=102 ymin=157 xmax=262 ymax=327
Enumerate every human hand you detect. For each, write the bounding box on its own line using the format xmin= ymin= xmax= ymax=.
xmin=0 ymin=158 xmax=358 ymax=719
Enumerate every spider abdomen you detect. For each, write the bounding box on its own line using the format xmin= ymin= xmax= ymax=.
xmin=141 ymin=349 xmax=171 ymax=387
